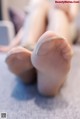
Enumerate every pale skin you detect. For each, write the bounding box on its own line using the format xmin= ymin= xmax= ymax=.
xmin=5 ymin=0 xmax=79 ymax=96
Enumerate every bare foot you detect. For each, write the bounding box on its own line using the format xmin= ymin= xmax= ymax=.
xmin=6 ymin=47 xmax=36 ymax=84
xmin=31 ymin=31 xmax=73 ymax=96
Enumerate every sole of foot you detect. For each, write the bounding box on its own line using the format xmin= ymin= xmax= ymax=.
xmin=6 ymin=47 xmax=36 ymax=84
xmin=31 ymin=31 xmax=73 ymax=96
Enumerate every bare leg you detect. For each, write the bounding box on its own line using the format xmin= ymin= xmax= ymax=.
xmin=6 ymin=0 xmax=49 ymax=84
xmin=31 ymin=9 xmax=73 ymax=96
xmin=21 ymin=0 xmax=49 ymax=49
xmin=48 ymin=9 xmax=71 ymax=41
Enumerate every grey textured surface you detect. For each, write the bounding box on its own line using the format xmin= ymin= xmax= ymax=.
xmin=0 ymin=46 xmax=80 ymax=119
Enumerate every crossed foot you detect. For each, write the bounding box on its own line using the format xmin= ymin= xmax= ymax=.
xmin=6 ymin=31 xmax=73 ymax=96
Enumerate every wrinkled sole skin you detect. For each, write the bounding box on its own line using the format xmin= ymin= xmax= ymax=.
xmin=31 ymin=31 xmax=73 ymax=96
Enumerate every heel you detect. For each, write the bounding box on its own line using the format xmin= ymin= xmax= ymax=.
xmin=37 ymin=71 xmax=61 ymax=96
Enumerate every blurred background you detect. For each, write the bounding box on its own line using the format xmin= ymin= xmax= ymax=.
xmin=0 ymin=0 xmax=30 ymax=46
xmin=0 ymin=0 xmax=80 ymax=47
